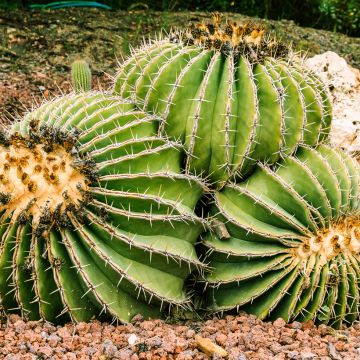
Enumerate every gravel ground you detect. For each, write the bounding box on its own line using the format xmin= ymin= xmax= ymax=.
xmin=1 ymin=313 xmax=360 ymax=359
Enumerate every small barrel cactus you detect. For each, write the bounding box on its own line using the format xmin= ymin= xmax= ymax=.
xmin=200 ymin=145 xmax=359 ymax=328
xmin=71 ymin=59 xmax=92 ymax=93
xmin=0 ymin=92 xmax=206 ymax=324
xmin=113 ymin=14 xmax=332 ymax=187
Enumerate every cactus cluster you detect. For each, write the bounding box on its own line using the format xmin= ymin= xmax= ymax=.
xmin=0 ymin=15 xmax=359 ymax=327
xmin=113 ymin=15 xmax=332 ymax=186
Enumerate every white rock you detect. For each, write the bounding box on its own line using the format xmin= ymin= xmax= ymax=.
xmin=128 ymin=333 xmax=137 ymax=345
xmin=305 ymin=51 xmax=360 ymax=153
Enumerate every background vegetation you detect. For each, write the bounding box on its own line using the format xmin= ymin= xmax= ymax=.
xmin=0 ymin=0 xmax=359 ymax=36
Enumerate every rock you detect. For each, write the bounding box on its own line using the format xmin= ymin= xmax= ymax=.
xmin=86 ymin=347 xmax=97 ymax=356
xmin=287 ymin=350 xmax=300 ymax=359
xmin=128 ymin=334 xmax=137 ymax=345
xmin=57 ymin=326 xmax=72 ymax=340
xmin=215 ymin=333 xmax=227 ymax=347
xmin=302 ymin=321 xmax=314 ymax=331
xmin=48 ymin=333 xmax=62 ymax=343
xmin=140 ymin=321 xmax=156 ymax=331
xmin=195 ymin=335 xmax=228 ymax=358
xmin=101 ymin=339 xmax=118 ymax=357
xmin=300 ymin=350 xmax=317 ymax=359
xmin=40 ymin=331 xmax=49 ymax=340
xmin=306 ymin=51 xmax=360 ymax=153
xmin=13 ymin=320 xmax=26 ymax=334
xmin=131 ymin=314 xmax=144 ymax=323
xmin=2 ymin=305 xmax=360 ymax=359
xmin=38 ymin=346 xmax=53 ymax=357
xmin=327 ymin=343 xmax=341 ymax=360
xmin=290 ymin=322 xmax=302 ymax=330
xmin=273 ymin=318 xmax=286 ymax=328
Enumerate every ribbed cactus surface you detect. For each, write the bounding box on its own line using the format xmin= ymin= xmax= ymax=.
xmin=0 ymin=92 xmax=206 ymax=324
xmin=200 ymin=145 xmax=359 ymax=328
xmin=71 ymin=59 xmax=92 ymax=93
xmin=113 ymin=16 xmax=332 ymax=187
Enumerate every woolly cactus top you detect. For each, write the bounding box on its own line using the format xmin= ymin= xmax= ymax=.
xmin=169 ymin=13 xmax=289 ymax=62
xmin=296 ymin=217 xmax=360 ymax=266
xmin=0 ymin=121 xmax=95 ymax=235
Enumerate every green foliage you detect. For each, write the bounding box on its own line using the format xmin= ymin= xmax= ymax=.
xmin=105 ymin=0 xmax=360 ymax=36
xmin=2 ymin=1 xmax=359 ymax=35
xmin=319 ymin=0 xmax=360 ymax=34
xmin=0 ymin=0 xmax=23 ymax=8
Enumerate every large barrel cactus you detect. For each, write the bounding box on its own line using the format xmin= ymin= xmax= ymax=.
xmin=0 ymin=92 xmax=206 ymax=324
xmin=200 ymin=145 xmax=359 ymax=328
xmin=113 ymin=15 xmax=332 ymax=187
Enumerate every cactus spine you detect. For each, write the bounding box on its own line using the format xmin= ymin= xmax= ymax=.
xmin=71 ymin=59 xmax=92 ymax=93
xmin=113 ymin=15 xmax=332 ymax=187
xmin=0 ymin=92 xmax=207 ymax=324
xmin=200 ymin=145 xmax=360 ymax=328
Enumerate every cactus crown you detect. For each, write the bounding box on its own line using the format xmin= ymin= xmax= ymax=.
xmin=297 ymin=218 xmax=360 ymax=265
xmin=170 ymin=13 xmax=289 ymax=61
xmin=0 ymin=120 xmax=96 ymax=235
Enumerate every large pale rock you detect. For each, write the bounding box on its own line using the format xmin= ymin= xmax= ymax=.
xmin=306 ymin=51 xmax=360 ymax=153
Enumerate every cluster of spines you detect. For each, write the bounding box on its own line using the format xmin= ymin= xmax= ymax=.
xmin=169 ymin=13 xmax=290 ymax=62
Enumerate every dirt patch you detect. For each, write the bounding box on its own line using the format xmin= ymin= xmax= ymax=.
xmin=1 ymin=9 xmax=360 ymax=122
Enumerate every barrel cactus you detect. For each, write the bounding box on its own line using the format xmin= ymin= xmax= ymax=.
xmin=113 ymin=15 xmax=332 ymax=187
xmin=200 ymin=145 xmax=359 ymax=328
xmin=0 ymin=92 xmax=206 ymax=324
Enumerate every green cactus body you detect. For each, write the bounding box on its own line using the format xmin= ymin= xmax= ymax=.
xmin=71 ymin=60 xmax=92 ymax=93
xmin=0 ymin=92 xmax=206 ymax=324
xmin=113 ymin=18 xmax=332 ymax=187
xmin=200 ymin=145 xmax=359 ymax=328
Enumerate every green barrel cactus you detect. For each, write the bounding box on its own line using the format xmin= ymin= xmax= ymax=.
xmin=0 ymin=92 xmax=206 ymax=324
xmin=71 ymin=59 xmax=92 ymax=93
xmin=113 ymin=15 xmax=332 ymax=187
xmin=200 ymin=145 xmax=359 ymax=328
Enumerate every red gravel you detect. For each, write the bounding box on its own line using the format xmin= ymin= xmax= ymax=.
xmin=1 ymin=313 xmax=360 ymax=359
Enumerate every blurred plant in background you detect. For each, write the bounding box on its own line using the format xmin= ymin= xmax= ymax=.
xmin=319 ymin=0 xmax=359 ymax=34
xmin=0 ymin=0 xmax=359 ymax=36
